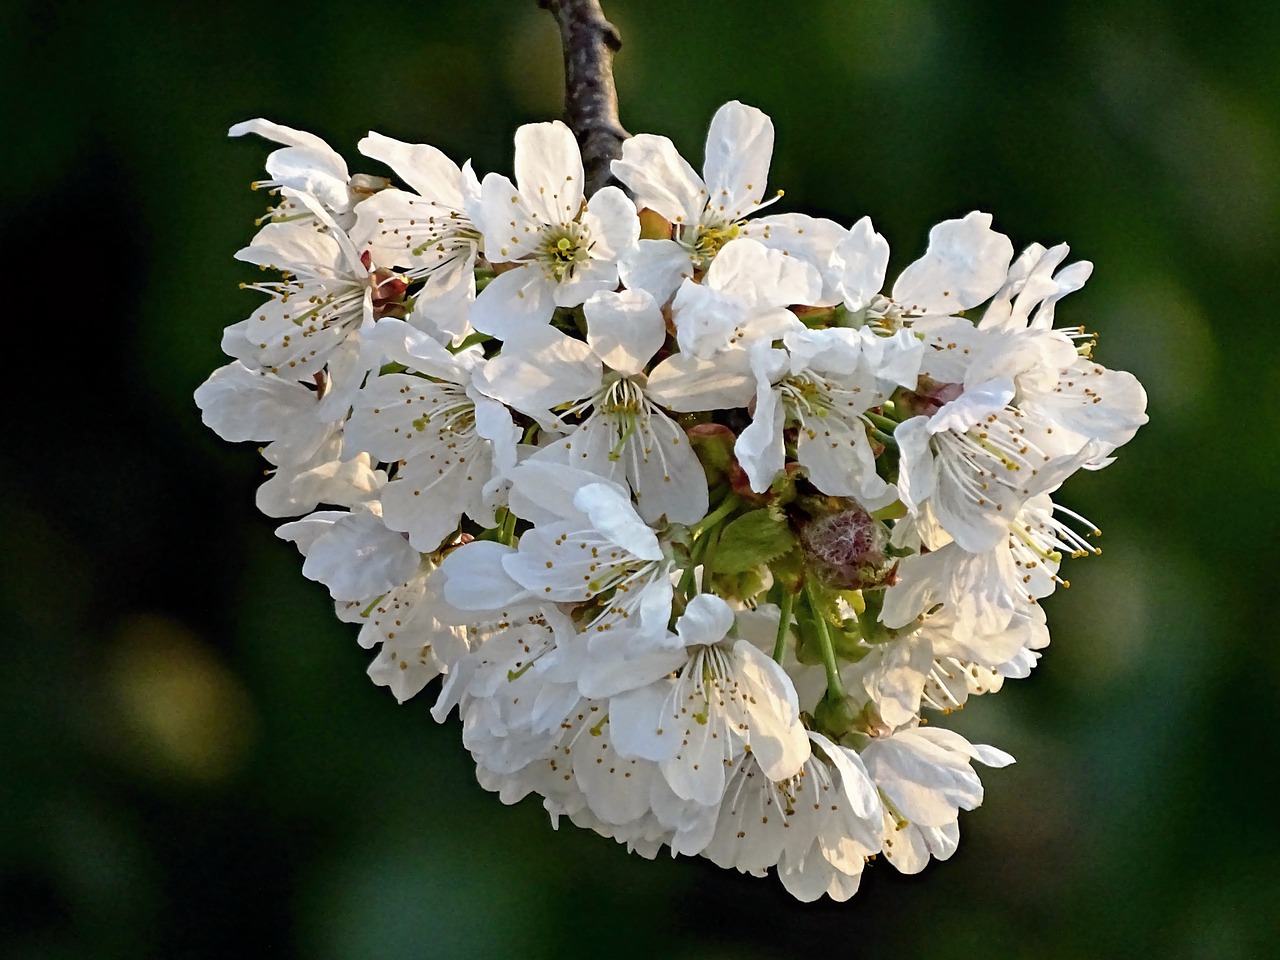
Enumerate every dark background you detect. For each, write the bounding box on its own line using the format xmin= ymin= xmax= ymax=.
xmin=3 ymin=1 xmax=1276 ymax=957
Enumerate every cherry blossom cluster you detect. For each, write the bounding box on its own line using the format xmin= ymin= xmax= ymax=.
xmin=197 ymin=103 xmax=1148 ymax=901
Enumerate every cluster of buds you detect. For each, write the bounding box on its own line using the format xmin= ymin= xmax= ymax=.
xmin=197 ymin=102 xmax=1147 ymax=901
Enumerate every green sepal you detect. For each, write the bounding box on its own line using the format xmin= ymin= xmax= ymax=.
xmin=707 ymin=566 xmax=773 ymax=605
xmin=687 ymin=425 xmax=737 ymax=486
xmin=814 ymin=691 xmax=860 ymax=739
xmin=857 ymin=588 xmax=905 ymax=644
xmin=714 ymin=508 xmax=797 ymax=575
xmin=767 ymin=467 xmax=798 ymax=506
xmin=871 ymin=500 xmax=908 ymax=521
xmin=829 ymin=621 xmax=867 ymax=661
xmin=839 ymin=589 xmax=867 ymax=615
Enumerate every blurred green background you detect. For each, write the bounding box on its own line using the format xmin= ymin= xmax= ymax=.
xmin=3 ymin=0 xmax=1276 ymax=957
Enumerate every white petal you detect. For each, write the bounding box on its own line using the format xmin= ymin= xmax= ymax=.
xmin=506 ymin=460 xmax=629 ymax=525
xmin=618 ymin=239 xmax=697 ymax=306
xmin=267 ymin=151 xmax=352 ymax=213
xmin=703 ymin=101 xmax=774 ymax=220
xmin=969 ymin=743 xmax=1016 ymax=768
xmin=194 ymin=361 xmax=314 ymax=442
xmin=894 ymin=416 xmax=936 ymax=514
xmin=892 ymin=211 xmax=1014 ymax=315
xmin=796 ymin=410 xmax=886 ymax=502
xmin=674 ymin=594 xmax=735 ymax=647
xmin=235 ymin=221 xmax=346 ymax=275
xmin=735 ymin=373 xmax=785 ymax=493
xmin=477 ymin=172 xmax=544 ymax=261
xmin=645 ymin=349 xmax=755 ymax=412
xmin=229 ymin=119 xmax=336 ymax=154
xmin=358 ymin=132 xmax=464 ymax=205
xmin=438 ymin=541 xmax=529 ymax=611
xmin=929 ymin=378 xmax=1015 ymax=434
xmin=609 ymin=681 xmax=683 ymax=761
xmin=706 ymin=237 xmax=822 ymax=307
xmin=730 ymin=642 xmax=809 ymax=780
xmin=624 ymin=407 xmax=709 ymax=526
xmin=550 ymin=257 xmax=618 ymax=309
xmin=581 ymin=185 xmax=638 ymax=261
xmin=584 ymin=290 xmax=666 ymax=376
xmin=514 ymin=121 xmax=584 ymax=224
xmin=573 ymin=484 xmax=662 ymax=561
xmin=476 ymin=324 xmax=601 ymax=412
xmin=364 ymin=318 xmax=473 ymax=380
xmin=611 ymin=134 xmax=706 ymax=226
xmin=740 ymin=213 xmax=848 ymax=306
xmin=470 ymin=266 xmax=557 ymax=338
xmin=831 ymin=216 xmax=890 ymax=311
xmin=281 ymin=508 xmax=420 ymax=601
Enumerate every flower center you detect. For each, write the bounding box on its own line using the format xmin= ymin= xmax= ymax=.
xmin=779 ymin=374 xmax=833 ymax=419
xmin=537 ymin=223 xmax=591 ymax=281
xmin=679 ymin=218 xmax=741 ymax=269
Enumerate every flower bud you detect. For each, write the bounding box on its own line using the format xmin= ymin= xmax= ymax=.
xmin=799 ymin=505 xmax=897 ymax=591
xmin=688 ymin=423 xmax=737 ymax=485
xmin=893 ymin=377 xmax=963 ymax=419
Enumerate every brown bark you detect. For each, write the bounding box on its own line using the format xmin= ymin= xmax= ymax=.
xmin=538 ymin=0 xmax=629 ymax=196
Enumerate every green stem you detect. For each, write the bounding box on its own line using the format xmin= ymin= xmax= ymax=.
xmin=692 ymin=493 xmax=740 ymax=539
xmin=678 ymin=534 xmax=709 ymax=599
xmin=870 ymin=428 xmax=898 ymax=447
xmin=700 ymin=525 xmax=722 ymax=590
xmin=806 ymin=582 xmax=845 ymax=698
xmin=772 ymin=590 xmax=796 ymax=664
xmin=500 ymin=508 xmax=518 ymax=546
xmin=865 ymin=410 xmax=899 ymax=433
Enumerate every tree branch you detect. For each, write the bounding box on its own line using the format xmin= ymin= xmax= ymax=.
xmin=539 ymin=0 xmax=629 ymax=196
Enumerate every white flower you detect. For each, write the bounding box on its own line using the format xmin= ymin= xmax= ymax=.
xmin=894 ymin=378 xmax=1091 ymax=553
xmin=194 ymin=360 xmax=383 ymax=517
xmin=703 ymin=731 xmax=884 ymax=902
xmin=736 ymin=325 xmax=922 ymax=502
xmin=229 ymin=118 xmax=378 ymax=226
xmin=896 ymin=292 xmax=1145 ymax=553
xmin=345 ymin=321 xmax=518 ymax=552
xmin=349 ymin=132 xmax=483 ymax=345
xmin=276 ymin=503 xmax=420 ymax=602
xmin=502 ymin=477 xmax=676 ymax=640
xmin=471 ymin=121 xmax=637 ymax=338
xmin=476 ymin=289 xmax=708 ymax=525
xmin=599 ymin=595 xmax=812 ymax=806
xmin=612 ymin=101 xmax=846 ymax=305
xmin=883 ymin=492 xmax=1097 ymax=645
xmin=666 ymin=237 xmax=821 ymax=360
xmin=832 ymin=211 xmax=1013 ymax=329
xmin=220 ymin=196 xmax=408 ymax=421
xmin=862 ymin=726 xmax=1013 ymax=875
xmin=337 ymin=562 xmax=445 ymax=704
xmin=437 ymin=605 xmax=582 ymax=776
xmin=850 ymin=602 xmax=1047 ymax=727
xmin=256 ymin=430 xmax=384 ymax=519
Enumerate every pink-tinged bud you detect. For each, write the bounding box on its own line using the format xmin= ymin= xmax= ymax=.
xmin=361 ymin=251 xmax=410 ymax=319
xmin=688 ymin=423 xmax=737 ymax=485
xmin=799 ymin=505 xmax=897 ymax=590
xmin=895 ymin=377 xmax=963 ymax=419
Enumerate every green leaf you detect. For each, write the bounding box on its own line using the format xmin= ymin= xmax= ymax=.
xmin=713 ymin=509 xmax=798 ymax=575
